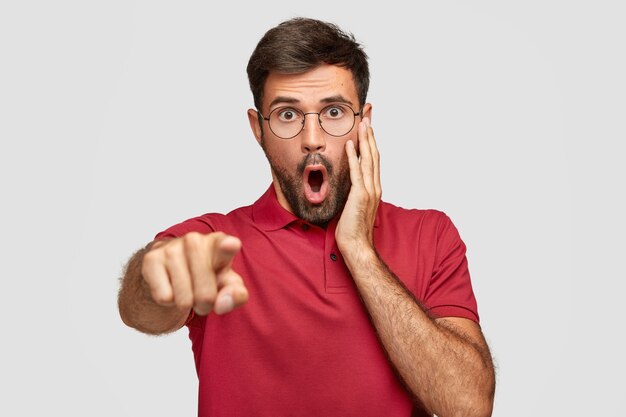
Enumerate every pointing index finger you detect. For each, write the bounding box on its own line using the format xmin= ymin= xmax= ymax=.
xmin=212 ymin=234 xmax=242 ymax=271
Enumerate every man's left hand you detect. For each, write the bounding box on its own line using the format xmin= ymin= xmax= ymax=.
xmin=335 ymin=117 xmax=381 ymax=262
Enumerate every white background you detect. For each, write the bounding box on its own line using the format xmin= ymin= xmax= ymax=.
xmin=1 ymin=1 xmax=624 ymax=415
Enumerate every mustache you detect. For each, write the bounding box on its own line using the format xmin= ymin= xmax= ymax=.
xmin=297 ymin=154 xmax=333 ymax=175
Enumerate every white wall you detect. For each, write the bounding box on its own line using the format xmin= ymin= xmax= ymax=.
xmin=1 ymin=1 xmax=623 ymax=415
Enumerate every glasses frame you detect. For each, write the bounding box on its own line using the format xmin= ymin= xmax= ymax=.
xmin=258 ymin=104 xmax=361 ymax=139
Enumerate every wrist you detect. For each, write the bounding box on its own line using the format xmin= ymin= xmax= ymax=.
xmin=340 ymin=243 xmax=379 ymax=272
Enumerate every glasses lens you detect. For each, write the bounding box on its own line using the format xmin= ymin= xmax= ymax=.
xmin=318 ymin=104 xmax=355 ymax=137
xmin=268 ymin=107 xmax=304 ymax=139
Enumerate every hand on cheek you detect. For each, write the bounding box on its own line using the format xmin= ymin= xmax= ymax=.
xmin=336 ymin=116 xmax=382 ymax=259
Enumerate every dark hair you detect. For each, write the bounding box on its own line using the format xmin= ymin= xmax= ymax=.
xmin=247 ymin=17 xmax=370 ymax=111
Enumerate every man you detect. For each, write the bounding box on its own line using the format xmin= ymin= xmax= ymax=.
xmin=118 ymin=17 xmax=495 ymax=417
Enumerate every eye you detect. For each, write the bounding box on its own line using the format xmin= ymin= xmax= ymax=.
xmin=276 ymin=108 xmax=301 ymax=122
xmin=322 ymin=105 xmax=346 ymax=119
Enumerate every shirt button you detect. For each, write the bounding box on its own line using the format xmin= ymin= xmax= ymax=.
xmin=330 ymin=253 xmax=337 ymax=261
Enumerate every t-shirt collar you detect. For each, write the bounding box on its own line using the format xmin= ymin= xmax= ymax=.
xmin=252 ymin=185 xmax=300 ymax=231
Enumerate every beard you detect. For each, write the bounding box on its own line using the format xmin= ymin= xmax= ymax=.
xmin=262 ymin=146 xmax=351 ymax=227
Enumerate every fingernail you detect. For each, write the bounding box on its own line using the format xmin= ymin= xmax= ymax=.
xmin=193 ymin=305 xmax=211 ymax=316
xmin=215 ymin=294 xmax=234 ymax=315
xmin=222 ymin=236 xmax=241 ymax=248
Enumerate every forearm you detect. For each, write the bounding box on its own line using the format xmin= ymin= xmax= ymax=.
xmin=118 ymin=246 xmax=189 ymax=335
xmin=344 ymin=248 xmax=495 ymax=417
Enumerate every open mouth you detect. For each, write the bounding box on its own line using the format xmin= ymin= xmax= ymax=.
xmin=303 ymin=165 xmax=329 ymax=204
xmin=309 ymin=170 xmax=323 ymax=192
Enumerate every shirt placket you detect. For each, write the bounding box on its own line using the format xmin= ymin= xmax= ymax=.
xmin=324 ymin=221 xmax=352 ymax=294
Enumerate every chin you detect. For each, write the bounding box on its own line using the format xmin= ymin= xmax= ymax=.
xmin=291 ymin=189 xmax=348 ymax=227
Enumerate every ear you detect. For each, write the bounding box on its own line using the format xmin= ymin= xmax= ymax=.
xmin=361 ymin=102 xmax=373 ymax=121
xmin=247 ymin=109 xmax=263 ymax=145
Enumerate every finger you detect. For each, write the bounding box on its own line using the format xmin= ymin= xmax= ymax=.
xmin=184 ymin=233 xmax=217 ymax=316
xmin=192 ymin=269 xmax=217 ymax=316
xmin=358 ymin=119 xmax=375 ymax=194
xmin=364 ymin=118 xmax=382 ymax=199
xmin=142 ymin=250 xmax=174 ymax=306
xmin=164 ymin=244 xmax=194 ymax=310
xmin=346 ymin=139 xmax=365 ymax=190
xmin=214 ymin=270 xmax=249 ymax=315
xmin=211 ymin=234 xmax=242 ymax=271
xmin=194 ymin=232 xmax=241 ymax=314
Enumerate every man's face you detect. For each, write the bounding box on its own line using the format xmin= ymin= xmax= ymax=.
xmin=248 ymin=64 xmax=372 ymax=226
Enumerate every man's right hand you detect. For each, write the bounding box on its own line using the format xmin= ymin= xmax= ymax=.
xmin=141 ymin=232 xmax=248 ymax=316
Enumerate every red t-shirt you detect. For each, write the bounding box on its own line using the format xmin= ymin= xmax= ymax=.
xmin=156 ymin=185 xmax=479 ymax=417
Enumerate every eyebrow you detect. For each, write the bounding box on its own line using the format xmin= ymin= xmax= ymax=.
xmin=268 ymin=96 xmax=299 ymax=108
xmin=268 ymin=95 xmax=354 ymax=109
xmin=320 ymin=95 xmax=353 ymax=105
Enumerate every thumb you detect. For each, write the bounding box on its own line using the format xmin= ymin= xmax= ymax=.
xmin=211 ymin=234 xmax=242 ymax=271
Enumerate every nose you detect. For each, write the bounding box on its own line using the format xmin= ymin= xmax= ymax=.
xmin=300 ymin=113 xmax=326 ymax=154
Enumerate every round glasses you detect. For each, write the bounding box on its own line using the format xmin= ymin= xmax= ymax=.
xmin=259 ymin=104 xmax=361 ymax=139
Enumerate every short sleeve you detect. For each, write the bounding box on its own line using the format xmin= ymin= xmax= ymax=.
xmin=154 ymin=214 xmax=223 ymax=240
xmin=424 ymin=214 xmax=479 ymax=323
